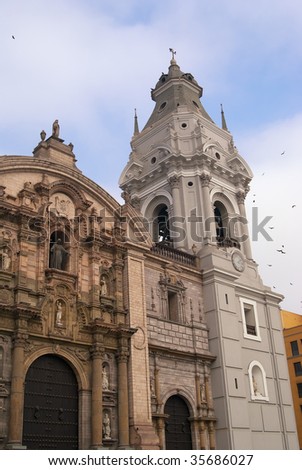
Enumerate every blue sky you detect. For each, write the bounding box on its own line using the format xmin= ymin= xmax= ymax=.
xmin=0 ymin=0 xmax=301 ymax=314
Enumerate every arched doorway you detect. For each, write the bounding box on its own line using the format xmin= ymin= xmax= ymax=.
xmin=22 ymin=354 xmax=78 ymax=449
xmin=164 ymin=395 xmax=192 ymax=450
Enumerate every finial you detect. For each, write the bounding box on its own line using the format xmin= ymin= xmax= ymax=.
xmin=40 ymin=130 xmax=46 ymax=141
xmin=220 ymin=104 xmax=229 ymax=132
xmin=133 ymin=108 xmax=139 ymax=136
xmin=169 ymin=48 xmax=176 ymax=62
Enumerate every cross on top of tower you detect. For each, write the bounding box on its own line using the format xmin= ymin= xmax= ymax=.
xmin=169 ymin=48 xmax=176 ymax=61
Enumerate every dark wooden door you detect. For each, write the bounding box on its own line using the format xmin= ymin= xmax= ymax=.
xmin=164 ymin=395 xmax=192 ymax=449
xmin=22 ymin=354 xmax=78 ymax=449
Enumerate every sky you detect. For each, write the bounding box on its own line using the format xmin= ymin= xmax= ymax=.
xmin=0 ymin=0 xmax=301 ymax=315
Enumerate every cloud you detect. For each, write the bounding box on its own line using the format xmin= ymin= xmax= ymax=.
xmin=0 ymin=0 xmax=301 ymax=313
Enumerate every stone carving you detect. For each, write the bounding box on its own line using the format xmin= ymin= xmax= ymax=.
xmin=252 ymin=375 xmax=263 ymax=397
xmin=102 ymin=412 xmax=111 ymax=440
xmin=0 ymin=247 xmax=10 ymax=271
xmin=200 ymin=383 xmax=206 ymax=402
xmin=102 ymin=366 xmax=109 ymax=391
xmin=50 ymin=239 xmax=69 ymax=270
xmin=52 ymin=120 xmax=60 ymax=137
xmin=100 ymin=276 xmax=108 ymax=296
xmin=55 ymin=300 xmax=64 ymax=326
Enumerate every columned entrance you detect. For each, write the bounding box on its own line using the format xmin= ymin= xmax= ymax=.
xmin=22 ymin=354 xmax=78 ymax=449
xmin=164 ymin=395 xmax=192 ymax=450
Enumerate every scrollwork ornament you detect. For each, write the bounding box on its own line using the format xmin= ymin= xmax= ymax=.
xmin=200 ymin=173 xmax=211 ymax=187
xmin=90 ymin=344 xmax=105 ymax=359
xmin=236 ymin=190 xmax=246 ymax=205
xmin=168 ymin=175 xmax=180 ymax=189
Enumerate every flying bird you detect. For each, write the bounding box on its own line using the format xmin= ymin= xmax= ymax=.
xmin=268 ymin=227 xmax=274 ymax=229
xmin=276 ymin=249 xmax=286 ymax=254
xmin=292 ymin=204 xmax=296 ymax=208
xmin=281 ymin=151 xmax=285 ymax=155
xmin=12 ymin=35 xmax=15 ymax=39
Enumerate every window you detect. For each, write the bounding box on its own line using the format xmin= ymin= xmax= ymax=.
xmin=297 ymin=383 xmax=302 ymax=398
xmin=158 ymin=274 xmax=186 ymax=323
xmin=294 ymin=362 xmax=302 ymax=376
xmin=168 ymin=290 xmax=179 ymax=322
xmin=248 ymin=361 xmax=269 ymax=401
xmin=240 ymin=298 xmax=261 ymax=341
xmin=214 ymin=201 xmax=240 ymax=249
xmin=291 ymin=341 xmax=299 ymax=357
xmin=155 ymin=205 xmax=170 ymax=243
xmin=214 ymin=204 xmax=226 ymax=241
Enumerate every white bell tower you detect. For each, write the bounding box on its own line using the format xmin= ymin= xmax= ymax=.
xmin=119 ymin=52 xmax=298 ymax=449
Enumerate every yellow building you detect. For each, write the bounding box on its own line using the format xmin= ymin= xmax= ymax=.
xmin=281 ymin=310 xmax=302 ymax=448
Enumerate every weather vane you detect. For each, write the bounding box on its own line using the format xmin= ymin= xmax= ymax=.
xmin=169 ymin=48 xmax=176 ymax=60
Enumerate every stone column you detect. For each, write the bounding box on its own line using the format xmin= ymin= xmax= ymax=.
xmin=116 ymin=337 xmax=130 ymax=448
xmin=209 ymin=421 xmax=216 ymax=449
xmin=90 ymin=335 xmax=104 ymax=449
xmin=195 ymin=374 xmax=201 ymax=410
xmin=236 ymin=190 xmax=253 ymax=260
xmin=7 ymin=331 xmax=27 ymax=448
xmin=200 ymin=173 xmax=215 ymax=243
xmin=199 ymin=421 xmax=207 ymax=450
xmin=204 ymin=362 xmax=214 ymax=415
xmin=168 ymin=175 xmax=184 ymax=249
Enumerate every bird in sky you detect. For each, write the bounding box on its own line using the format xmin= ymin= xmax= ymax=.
xmin=277 ymin=249 xmax=286 ymax=254
xmin=281 ymin=151 xmax=285 ymax=155
xmin=267 ymin=264 xmax=272 ymax=267
xmin=292 ymin=204 xmax=296 ymax=208
xmin=268 ymin=226 xmax=274 ymax=229
xmin=12 ymin=35 xmax=15 ymax=39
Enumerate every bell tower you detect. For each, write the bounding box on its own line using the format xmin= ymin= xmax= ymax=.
xmin=119 ymin=50 xmax=253 ymax=259
xmin=119 ymin=52 xmax=298 ymax=449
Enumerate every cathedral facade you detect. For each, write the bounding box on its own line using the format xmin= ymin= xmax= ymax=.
xmin=0 ymin=55 xmax=298 ymax=450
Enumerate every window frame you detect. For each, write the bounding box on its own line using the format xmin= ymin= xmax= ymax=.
xmin=290 ymin=340 xmax=299 ymax=357
xmin=239 ymin=297 xmax=261 ymax=341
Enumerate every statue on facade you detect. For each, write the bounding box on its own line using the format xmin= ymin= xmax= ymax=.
xmin=50 ymin=239 xmax=68 ymax=270
xmin=200 ymin=383 xmax=206 ymax=402
xmin=100 ymin=276 xmax=108 ymax=296
xmin=55 ymin=300 xmax=63 ymax=326
xmin=102 ymin=412 xmax=111 ymax=439
xmin=252 ymin=376 xmax=263 ymax=397
xmin=0 ymin=247 xmax=11 ymax=271
xmin=102 ymin=366 xmax=109 ymax=391
xmin=52 ymin=120 xmax=60 ymax=138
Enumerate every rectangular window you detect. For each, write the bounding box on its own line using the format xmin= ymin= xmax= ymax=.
xmin=294 ymin=362 xmax=302 ymax=376
xmin=291 ymin=341 xmax=299 ymax=357
xmin=168 ymin=291 xmax=179 ymax=322
xmin=297 ymin=383 xmax=302 ymax=398
xmin=240 ymin=298 xmax=261 ymax=341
